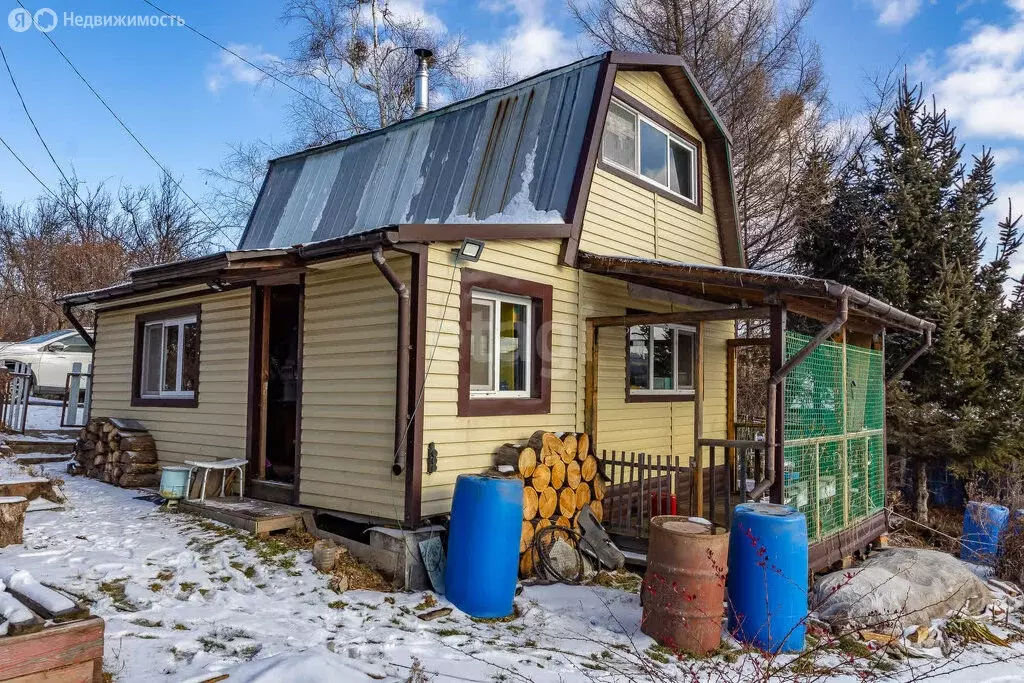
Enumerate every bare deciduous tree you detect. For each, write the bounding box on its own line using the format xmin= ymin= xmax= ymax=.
xmin=273 ymin=0 xmax=468 ymax=145
xmin=569 ymin=0 xmax=835 ymax=270
xmin=202 ymin=140 xmax=284 ymax=240
xmin=0 ymin=173 xmax=217 ymax=340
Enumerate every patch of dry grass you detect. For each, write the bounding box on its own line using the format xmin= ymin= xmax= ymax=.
xmin=330 ymin=549 xmax=392 ymax=592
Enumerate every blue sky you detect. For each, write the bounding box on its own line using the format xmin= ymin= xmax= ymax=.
xmin=2 ymin=0 xmax=1024 ymax=255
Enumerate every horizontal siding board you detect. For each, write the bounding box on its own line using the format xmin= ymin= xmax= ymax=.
xmin=578 ymin=71 xmax=722 ymax=265
xmin=91 ymin=289 xmax=251 ymax=467
xmin=297 ymin=256 xmax=406 ymax=519
xmin=418 ymin=236 xmax=732 ymax=515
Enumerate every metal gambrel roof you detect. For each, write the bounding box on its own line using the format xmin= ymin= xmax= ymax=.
xmin=239 ymin=55 xmax=605 ymax=250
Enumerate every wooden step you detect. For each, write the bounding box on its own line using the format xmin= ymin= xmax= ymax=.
xmin=5 ymin=439 xmax=75 ymax=456
xmin=13 ymin=454 xmax=73 ymax=466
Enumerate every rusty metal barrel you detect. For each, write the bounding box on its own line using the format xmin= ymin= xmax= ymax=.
xmin=641 ymin=516 xmax=729 ymax=655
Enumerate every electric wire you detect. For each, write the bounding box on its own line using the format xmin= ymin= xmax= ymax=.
xmin=139 ymin=0 xmax=343 ymax=121
xmin=0 ymin=133 xmax=59 ymax=200
xmin=15 ymin=0 xmax=236 ymax=245
xmin=0 ymin=39 xmax=85 ymax=206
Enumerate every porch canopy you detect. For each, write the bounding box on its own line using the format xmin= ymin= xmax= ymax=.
xmin=578 ymin=252 xmax=934 ymax=570
xmin=578 ymin=252 xmax=935 ymax=334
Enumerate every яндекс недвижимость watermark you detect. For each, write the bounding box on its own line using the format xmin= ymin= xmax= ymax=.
xmin=8 ymin=7 xmax=184 ymax=33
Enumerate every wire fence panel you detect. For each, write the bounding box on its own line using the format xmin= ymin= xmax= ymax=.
xmin=783 ymin=331 xmax=886 ymax=543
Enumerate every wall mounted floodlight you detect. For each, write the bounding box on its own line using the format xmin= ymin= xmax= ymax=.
xmin=452 ymin=238 xmax=485 ymax=263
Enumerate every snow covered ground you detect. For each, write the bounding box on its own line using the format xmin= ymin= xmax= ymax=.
xmin=17 ymin=396 xmax=74 ymax=433
xmin=0 ymin=466 xmax=1021 ymax=683
xmin=1 ymin=406 xmax=1023 ymax=682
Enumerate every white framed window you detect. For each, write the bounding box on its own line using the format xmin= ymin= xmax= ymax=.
xmin=140 ymin=315 xmax=199 ymax=398
xmin=601 ymin=99 xmax=699 ymax=203
xmin=628 ymin=324 xmax=696 ymax=396
xmin=469 ymin=290 xmax=532 ymax=398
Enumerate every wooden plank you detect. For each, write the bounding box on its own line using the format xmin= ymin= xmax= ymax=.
xmin=585 ymin=322 xmax=598 ymax=453
xmin=726 ymin=340 xmax=736 ymax=443
xmin=0 ymin=617 xmax=104 ymax=682
xmin=0 ymin=594 xmax=42 ymax=637
xmin=178 ymin=499 xmax=302 ymax=535
xmin=841 ymin=325 xmax=850 ymax=526
xmin=588 ymin=306 xmax=770 ymax=328
xmin=6 ymin=659 xmax=96 ymax=683
xmin=693 ymin=322 xmax=705 ymax=517
xmin=257 ymin=286 xmax=271 ymax=480
xmin=769 ymin=306 xmax=786 ymax=503
xmin=4 ymin=586 xmax=87 ymax=624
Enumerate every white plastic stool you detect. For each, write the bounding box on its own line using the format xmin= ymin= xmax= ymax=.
xmin=184 ymin=458 xmax=248 ymax=501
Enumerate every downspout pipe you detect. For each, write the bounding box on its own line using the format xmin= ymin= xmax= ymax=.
xmin=62 ymin=302 xmax=95 ymax=349
xmin=373 ymin=248 xmax=411 ymax=476
xmin=887 ymin=327 xmax=932 ymax=386
xmin=751 ymin=296 xmax=848 ymax=502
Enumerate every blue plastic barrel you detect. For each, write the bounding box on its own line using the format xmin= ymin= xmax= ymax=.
xmin=444 ymin=474 xmax=523 ymax=618
xmin=727 ymin=503 xmax=808 ymax=652
xmin=159 ymin=466 xmax=191 ymax=500
xmin=961 ymin=501 xmax=1009 ymax=565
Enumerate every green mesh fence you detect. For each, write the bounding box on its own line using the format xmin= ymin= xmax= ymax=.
xmin=783 ymin=332 xmax=886 ymax=542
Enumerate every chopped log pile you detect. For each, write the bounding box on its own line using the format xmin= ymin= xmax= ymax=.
xmin=71 ymin=418 xmax=159 ymax=489
xmin=495 ymin=430 xmax=607 ymax=577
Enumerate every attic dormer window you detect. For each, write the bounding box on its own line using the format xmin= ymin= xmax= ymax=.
xmin=601 ymin=98 xmax=699 ymax=207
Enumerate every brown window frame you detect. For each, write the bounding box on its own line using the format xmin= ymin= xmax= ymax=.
xmin=598 ymin=87 xmax=704 ymax=214
xmin=131 ymin=304 xmax=201 ymax=408
xmin=624 ymin=317 xmax=698 ymax=404
xmin=458 ymin=269 xmax=552 ymax=417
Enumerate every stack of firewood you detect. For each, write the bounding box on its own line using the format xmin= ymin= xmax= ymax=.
xmin=72 ymin=418 xmax=160 ymax=488
xmin=494 ymin=430 xmax=607 ymax=577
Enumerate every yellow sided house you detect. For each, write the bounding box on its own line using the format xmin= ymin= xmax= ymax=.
xmin=61 ymin=52 xmax=933 ymax=572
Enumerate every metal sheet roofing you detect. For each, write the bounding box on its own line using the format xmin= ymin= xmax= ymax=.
xmin=239 ymin=55 xmax=604 ymax=250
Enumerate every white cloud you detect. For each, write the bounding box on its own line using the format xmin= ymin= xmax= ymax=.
xmin=871 ymin=0 xmax=923 ymax=26
xmin=464 ymin=0 xmax=577 ymax=84
xmin=925 ymin=1 xmax=1024 ymax=139
xmin=368 ymin=0 xmax=447 ymax=33
xmin=992 ymin=147 xmax=1023 ymax=168
xmin=206 ymin=43 xmax=280 ymax=93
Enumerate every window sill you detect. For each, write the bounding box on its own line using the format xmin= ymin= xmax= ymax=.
xmin=131 ymin=395 xmax=198 ymax=408
xmin=599 ymin=161 xmax=701 ymax=213
xmin=458 ymin=396 xmax=551 ymax=417
xmin=625 ymin=392 xmax=695 ymax=404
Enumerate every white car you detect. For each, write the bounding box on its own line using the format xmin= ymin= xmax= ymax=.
xmin=0 ymin=329 xmax=93 ymax=395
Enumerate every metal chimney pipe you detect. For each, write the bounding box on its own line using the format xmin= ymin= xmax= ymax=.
xmin=413 ymin=48 xmax=433 ymax=116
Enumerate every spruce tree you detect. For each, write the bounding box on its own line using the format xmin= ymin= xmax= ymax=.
xmin=794 ymin=78 xmax=1024 ymax=521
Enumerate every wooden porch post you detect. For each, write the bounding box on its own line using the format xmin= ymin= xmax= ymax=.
xmin=693 ymin=321 xmax=705 ymax=517
xmin=879 ymin=329 xmax=887 ymax=507
xmin=769 ymin=305 xmax=787 ymax=504
xmin=584 ymin=321 xmax=598 ymax=453
xmin=841 ymin=325 xmax=850 ymax=526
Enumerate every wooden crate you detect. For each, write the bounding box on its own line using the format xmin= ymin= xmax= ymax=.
xmin=0 ymin=616 xmax=104 ymax=682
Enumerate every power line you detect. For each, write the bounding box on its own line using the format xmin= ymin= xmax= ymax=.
xmin=0 ymin=38 xmax=85 ymax=205
xmin=16 ymin=0 xmax=235 ymax=244
xmin=0 ymin=133 xmax=59 ymax=200
xmin=139 ymin=0 xmax=342 ymax=121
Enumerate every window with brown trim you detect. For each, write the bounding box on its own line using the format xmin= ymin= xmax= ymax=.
xmin=132 ymin=305 xmax=201 ymax=408
xmin=458 ymin=269 xmax=551 ymax=417
xmin=599 ymin=88 xmax=704 ymax=212
xmin=626 ymin=323 xmax=696 ymax=403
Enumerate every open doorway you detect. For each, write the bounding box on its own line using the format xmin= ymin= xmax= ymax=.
xmin=249 ymin=282 xmax=302 ymax=503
